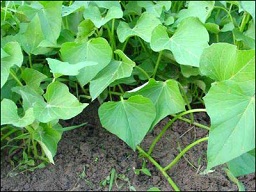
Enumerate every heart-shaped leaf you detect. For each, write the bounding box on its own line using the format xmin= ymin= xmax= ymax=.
xmin=60 ymin=37 xmax=112 ymax=86
xmin=83 ymin=4 xmax=123 ymax=28
xmin=117 ymin=12 xmax=161 ymax=43
xmin=90 ymin=50 xmax=135 ymax=100
xmin=1 ymin=99 xmax=35 ymax=127
xmin=150 ymin=17 xmax=209 ymax=67
xmin=177 ymin=1 xmax=215 ymax=23
xmin=99 ymin=95 xmax=156 ymax=150
xmin=124 ymin=78 xmax=185 ymax=128
xmin=33 ymin=81 xmax=88 ymax=123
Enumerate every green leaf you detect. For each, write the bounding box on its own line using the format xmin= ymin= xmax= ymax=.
xmin=117 ymin=12 xmax=161 ymax=43
xmin=177 ymin=1 xmax=215 ymax=23
xmin=83 ymin=4 xmax=123 ymax=28
xmin=62 ymin=1 xmax=87 ymax=17
xmin=124 ymin=79 xmax=185 ymax=128
xmin=18 ymin=14 xmax=50 ymax=55
xmin=137 ymin=1 xmax=172 ymax=17
xmin=12 ymin=85 xmax=44 ymax=111
xmin=1 ymin=41 xmax=23 ymax=88
xmin=1 ymin=99 xmax=35 ymax=127
xmin=21 ymin=68 xmax=47 ymax=94
xmin=99 ymin=95 xmax=156 ymax=150
xmin=46 ymin=58 xmax=97 ymax=78
xmin=151 ymin=17 xmax=209 ymax=67
xmin=34 ymin=123 xmax=62 ymax=164
xmin=200 ymin=43 xmax=255 ymax=94
xmin=90 ymin=50 xmax=135 ymax=100
xmin=60 ymin=38 xmax=112 ymax=86
xmin=233 ymin=28 xmax=255 ymax=49
xmin=227 ymin=149 xmax=255 ymax=177
xmin=33 ymin=81 xmax=88 ymax=123
xmin=76 ymin=19 xmax=95 ymax=43
xmin=36 ymin=1 xmax=62 ymax=45
xmin=204 ymin=81 xmax=255 ymax=170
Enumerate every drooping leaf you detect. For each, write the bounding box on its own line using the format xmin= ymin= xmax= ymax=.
xmin=200 ymin=43 xmax=255 ymax=94
xmin=34 ymin=123 xmax=62 ymax=164
xmin=177 ymin=1 xmax=215 ymax=23
xmin=33 ymin=81 xmax=88 ymax=123
xmin=227 ymin=149 xmax=255 ymax=177
xmin=124 ymin=79 xmax=185 ymax=128
xmin=150 ymin=17 xmax=209 ymax=67
xmin=90 ymin=50 xmax=135 ymax=100
xmin=83 ymin=4 xmax=123 ymax=28
xmin=60 ymin=38 xmax=112 ymax=86
xmin=1 ymin=99 xmax=35 ymax=127
xmin=99 ymin=95 xmax=156 ymax=150
xmin=46 ymin=58 xmax=97 ymax=78
xmin=204 ymin=80 xmax=255 ymax=170
xmin=1 ymin=41 xmax=23 ymax=88
xmin=117 ymin=12 xmax=161 ymax=43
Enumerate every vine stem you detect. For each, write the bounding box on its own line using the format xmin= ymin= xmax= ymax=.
xmin=147 ymin=109 xmax=207 ymax=156
xmin=153 ymin=51 xmax=163 ymax=78
xmin=9 ymin=69 xmax=23 ymax=86
xmin=135 ymin=66 xmax=150 ymax=80
xmin=136 ymin=146 xmax=180 ymax=191
xmin=163 ymin=137 xmax=209 ymax=171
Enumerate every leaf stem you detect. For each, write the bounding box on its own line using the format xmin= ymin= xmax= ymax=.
xmin=170 ymin=115 xmax=210 ymax=130
xmin=9 ymin=69 xmax=23 ymax=86
xmin=136 ymin=146 xmax=180 ymax=191
xmin=135 ymin=66 xmax=150 ymax=80
xmin=28 ymin=54 xmax=32 ymax=68
xmin=239 ymin=11 xmax=250 ymax=33
xmin=163 ymin=137 xmax=208 ymax=171
xmin=147 ymin=109 xmax=207 ymax=156
xmin=153 ymin=51 xmax=163 ymax=78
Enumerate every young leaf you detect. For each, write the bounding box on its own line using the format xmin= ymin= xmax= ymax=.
xmin=99 ymin=95 xmax=156 ymax=150
xmin=150 ymin=17 xmax=209 ymax=67
xmin=117 ymin=12 xmax=161 ymax=43
xmin=1 ymin=99 xmax=35 ymax=127
xmin=1 ymin=41 xmax=23 ymax=88
xmin=90 ymin=50 xmax=135 ymax=100
xmin=33 ymin=81 xmax=88 ymax=123
xmin=204 ymin=81 xmax=255 ymax=170
xmin=124 ymin=79 xmax=185 ymax=128
xmin=46 ymin=58 xmax=97 ymax=78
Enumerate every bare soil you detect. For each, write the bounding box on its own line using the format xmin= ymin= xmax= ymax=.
xmin=1 ymin=101 xmax=255 ymax=191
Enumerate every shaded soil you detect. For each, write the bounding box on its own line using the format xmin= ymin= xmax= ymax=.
xmin=1 ymin=101 xmax=255 ymax=191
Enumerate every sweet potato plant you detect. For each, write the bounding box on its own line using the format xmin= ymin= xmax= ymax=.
xmin=1 ymin=1 xmax=255 ymax=190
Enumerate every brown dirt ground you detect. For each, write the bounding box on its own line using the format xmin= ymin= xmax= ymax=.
xmin=1 ymin=101 xmax=255 ymax=191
